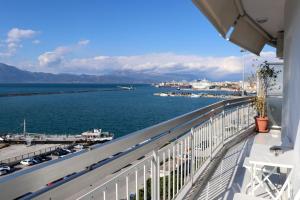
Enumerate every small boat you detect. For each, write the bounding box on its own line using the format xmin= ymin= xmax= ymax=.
xmin=81 ymin=129 xmax=114 ymax=142
xmin=118 ymin=86 xmax=134 ymax=90
xmin=159 ymin=93 xmax=168 ymax=97
xmin=190 ymin=94 xmax=201 ymax=98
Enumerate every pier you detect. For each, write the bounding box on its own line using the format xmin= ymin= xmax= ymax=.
xmin=1 ymin=132 xmax=113 ymax=145
xmin=153 ymin=91 xmax=242 ymax=99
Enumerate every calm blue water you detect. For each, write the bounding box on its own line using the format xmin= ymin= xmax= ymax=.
xmin=0 ymin=84 xmax=222 ymax=138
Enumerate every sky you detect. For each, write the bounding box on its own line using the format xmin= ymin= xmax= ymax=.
xmin=0 ymin=0 xmax=280 ymax=80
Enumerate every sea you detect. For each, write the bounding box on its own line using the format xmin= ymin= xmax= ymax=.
xmin=0 ymin=84 xmax=224 ymax=138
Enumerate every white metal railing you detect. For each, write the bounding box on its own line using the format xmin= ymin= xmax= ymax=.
xmin=1 ymin=98 xmax=255 ymax=200
xmin=77 ymin=100 xmax=256 ymax=200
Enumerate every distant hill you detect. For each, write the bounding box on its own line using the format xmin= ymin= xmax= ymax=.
xmin=0 ymin=63 xmax=195 ymax=83
xmin=0 ymin=63 xmax=241 ymax=83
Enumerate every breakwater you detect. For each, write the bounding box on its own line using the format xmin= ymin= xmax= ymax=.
xmin=0 ymin=88 xmax=130 ymax=98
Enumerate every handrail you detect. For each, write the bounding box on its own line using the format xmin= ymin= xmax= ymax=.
xmin=0 ymin=97 xmax=253 ymax=200
xmin=74 ymin=98 xmax=255 ymax=200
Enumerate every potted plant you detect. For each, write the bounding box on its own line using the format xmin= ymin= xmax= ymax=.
xmin=254 ymin=61 xmax=280 ymax=133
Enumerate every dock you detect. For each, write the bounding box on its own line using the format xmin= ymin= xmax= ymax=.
xmin=153 ymin=91 xmax=241 ymax=99
xmin=1 ymin=133 xmax=113 ymax=144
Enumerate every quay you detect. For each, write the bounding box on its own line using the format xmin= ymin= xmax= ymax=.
xmin=2 ymin=134 xmax=94 ymax=144
xmin=1 ymin=126 xmax=114 ymax=145
xmin=153 ymin=91 xmax=242 ymax=99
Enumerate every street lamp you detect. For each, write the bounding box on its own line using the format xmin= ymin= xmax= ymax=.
xmin=240 ymin=49 xmax=247 ymax=96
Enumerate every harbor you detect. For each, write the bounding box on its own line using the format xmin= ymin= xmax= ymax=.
xmin=2 ymin=129 xmax=114 ymax=145
xmin=0 ymin=121 xmax=114 ymax=174
xmin=153 ymin=91 xmax=244 ymax=99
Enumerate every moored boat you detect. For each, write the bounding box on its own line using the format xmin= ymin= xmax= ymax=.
xmin=81 ymin=129 xmax=114 ymax=142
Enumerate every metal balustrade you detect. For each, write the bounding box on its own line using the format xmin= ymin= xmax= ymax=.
xmin=76 ymin=99 xmax=256 ymax=200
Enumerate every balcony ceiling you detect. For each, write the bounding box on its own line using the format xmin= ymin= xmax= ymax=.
xmin=242 ymin=0 xmax=285 ymax=38
xmin=192 ymin=0 xmax=286 ymax=55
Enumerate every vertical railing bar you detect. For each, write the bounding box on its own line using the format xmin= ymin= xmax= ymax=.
xmin=172 ymin=145 xmax=175 ymax=198
xmin=180 ymin=140 xmax=183 ymax=189
xmin=197 ymin=127 xmax=200 ymax=169
xmin=144 ymin=164 xmax=147 ymax=200
xmin=247 ymin=103 xmax=250 ymax=127
xmin=176 ymin=143 xmax=179 ymax=194
xmin=115 ymin=181 xmax=118 ymax=200
xmin=195 ymin=128 xmax=198 ymax=170
xmin=163 ymin=152 xmax=166 ymax=200
xmin=187 ymin=135 xmax=190 ymax=180
xmin=191 ymin=128 xmax=195 ymax=185
xmin=202 ymin=125 xmax=205 ymax=165
xmin=126 ymin=175 xmax=129 ymax=200
xmin=232 ymin=109 xmax=234 ymax=136
xmin=157 ymin=155 xmax=160 ymax=200
xmin=237 ymin=106 xmax=239 ymax=132
xmin=168 ymin=149 xmax=171 ymax=200
xmin=204 ymin=124 xmax=207 ymax=164
xmin=151 ymin=151 xmax=156 ymax=200
xmin=103 ymin=190 xmax=106 ymax=200
xmin=136 ymin=170 xmax=139 ymax=200
xmin=184 ymin=138 xmax=187 ymax=184
xmin=209 ymin=117 xmax=213 ymax=160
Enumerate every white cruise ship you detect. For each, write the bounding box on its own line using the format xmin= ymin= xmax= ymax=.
xmin=190 ymin=79 xmax=211 ymax=90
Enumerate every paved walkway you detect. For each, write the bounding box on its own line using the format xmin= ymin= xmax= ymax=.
xmin=0 ymin=144 xmax=58 ymax=161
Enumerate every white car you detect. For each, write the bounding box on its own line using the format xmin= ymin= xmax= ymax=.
xmin=74 ymin=144 xmax=83 ymax=150
xmin=62 ymin=148 xmax=72 ymax=153
xmin=20 ymin=159 xmax=35 ymax=166
xmin=0 ymin=164 xmax=10 ymax=175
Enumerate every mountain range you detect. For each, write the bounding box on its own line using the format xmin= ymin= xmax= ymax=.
xmin=0 ymin=63 xmax=242 ymax=83
xmin=0 ymin=63 xmax=199 ymax=83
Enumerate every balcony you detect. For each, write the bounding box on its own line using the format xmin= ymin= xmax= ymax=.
xmin=1 ymin=95 xmax=295 ymax=200
xmin=73 ymin=98 xmax=255 ymax=200
xmin=3 ymin=97 xmax=252 ymax=199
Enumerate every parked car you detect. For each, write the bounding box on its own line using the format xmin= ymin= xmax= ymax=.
xmin=52 ymin=148 xmax=69 ymax=157
xmin=73 ymin=144 xmax=83 ymax=150
xmin=20 ymin=158 xmax=35 ymax=166
xmin=61 ymin=148 xmax=73 ymax=153
xmin=0 ymin=164 xmax=11 ymax=176
xmin=34 ymin=155 xmax=52 ymax=163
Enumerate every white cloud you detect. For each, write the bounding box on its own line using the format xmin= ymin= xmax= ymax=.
xmin=0 ymin=28 xmax=38 ymax=57
xmin=78 ymin=39 xmax=90 ymax=46
xmin=38 ymin=40 xmax=91 ymax=67
xmin=6 ymin=28 xmax=37 ymax=43
xmin=38 ymin=46 xmax=70 ymax=67
xmin=37 ymin=50 xmax=280 ymax=78
xmin=38 ymin=51 xmax=63 ymax=67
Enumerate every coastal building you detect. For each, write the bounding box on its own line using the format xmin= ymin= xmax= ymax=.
xmin=1 ymin=1 xmax=299 ymax=200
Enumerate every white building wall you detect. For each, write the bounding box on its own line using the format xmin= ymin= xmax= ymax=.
xmin=282 ymin=0 xmax=300 ymax=190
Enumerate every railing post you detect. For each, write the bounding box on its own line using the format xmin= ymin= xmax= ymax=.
xmin=151 ymin=149 xmax=159 ymax=200
xmin=190 ymin=128 xmax=195 ymax=184
xmin=237 ymin=106 xmax=240 ymax=132
xmin=222 ymin=110 xmax=225 ymax=146
xmin=209 ymin=117 xmax=213 ymax=161
xmin=247 ymin=103 xmax=250 ymax=127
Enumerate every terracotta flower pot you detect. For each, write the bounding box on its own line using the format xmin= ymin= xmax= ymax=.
xmin=255 ymin=116 xmax=269 ymax=133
